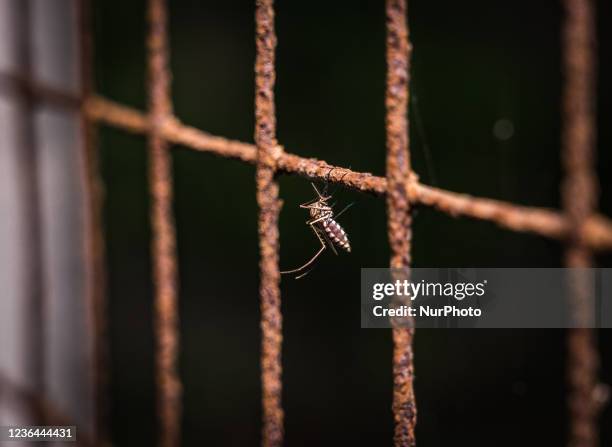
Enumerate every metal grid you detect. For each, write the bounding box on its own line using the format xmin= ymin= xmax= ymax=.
xmin=0 ymin=0 xmax=608 ymax=446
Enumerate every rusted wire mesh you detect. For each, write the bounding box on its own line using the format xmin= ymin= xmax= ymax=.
xmin=561 ymin=0 xmax=601 ymax=446
xmin=0 ymin=0 xmax=610 ymax=445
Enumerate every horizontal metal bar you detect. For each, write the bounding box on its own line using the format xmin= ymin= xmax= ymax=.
xmin=1 ymin=70 xmax=610 ymax=252
xmin=84 ymin=95 xmax=612 ymax=252
xmin=0 ymin=72 xmax=80 ymax=108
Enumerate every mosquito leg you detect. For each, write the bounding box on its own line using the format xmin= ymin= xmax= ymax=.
xmin=295 ymin=269 xmax=314 ymax=280
xmin=301 ymin=203 xmax=333 ymax=212
xmin=299 ymin=192 xmax=329 ymax=209
xmin=280 ymin=225 xmax=327 ymax=275
xmin=319 ymin=226 xmax=338 ymax=256
xmin=304 ymin=218 xmax=338 ymax=256
xmin=295 ymin=227 xmax=337 ymax=279
xmin=306 ymin=215 xmax=330 ymax=225
xmin=322 ymin=167 xmax=336 ymax=196
xmin=327 ymin=166 xmax=336 ymax=181
xmin=324 ymin=168 xmax=350 ymax=199
xmin=334 ymin=201 xmax=354 ymax=219
xmin=310 ymin=183 xmax=331 ymax=201
xmin=299 ymin=196 xmax=321 ymax=207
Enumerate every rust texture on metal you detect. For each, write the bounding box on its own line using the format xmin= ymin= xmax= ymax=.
xmin=147 ymin=0 xmax=181 ymax=446
xmin=386 ymin=0 xmax=412 ymax=269
xmin=0 ymin=1 xmax=610 ymax=445
xmin=0 ymin=5 xmax=610 ymax=258
xmin=255 ymin=1 xmax=284 ymax=446
xmin=385 ymin=1 xmax=416 ymax=446
xmin=14 ymin=0 xmax=45 ymax=425
xmin=82 ymin=96 xmax=612 ymax=251
xmin=562 ymin=0 xmax=597 ymax=265
xmin=78 ymin=0 xmax=109 ymax=441
xmin=567 ymin=329 xmax=601 ymax=447
xmin=562 ymin=0 xmax=601 ymax=446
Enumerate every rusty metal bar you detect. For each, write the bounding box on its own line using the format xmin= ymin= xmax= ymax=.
xmin=254 ymin=1 xmax=283 ymax=446
xmin=81 ymin=95 xmax=612 ymax=252
xmin=562 ymin=1 xmax=597 ymax=264
xmin=385 ymin=1 xmax=416 ymax=445
xmin=0 ymin=41 xmax=611 ymax=262
xmin=147 ymin=1 xmax=181 ymax=446
xmin=561 ymin=0 xmax=601 ymax=446
xmin=13 ymin=0 xmax=45 ymax=425
xmin=0 ymin=72 xmax=81 ymax=108
xmin=77 ymin=0 xmax=109 ymax=442
xmin=6 ymin=77 xmax=611 ymax=251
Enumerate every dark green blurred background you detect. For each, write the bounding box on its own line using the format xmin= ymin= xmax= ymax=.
xmin=92 ymin=0 xmax=612 ymax=445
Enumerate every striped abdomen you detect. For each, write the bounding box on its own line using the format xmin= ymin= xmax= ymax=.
xmin=322 ymin=218 xmax=351 ymax=252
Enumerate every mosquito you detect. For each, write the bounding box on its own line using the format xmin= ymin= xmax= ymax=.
xmin=281 ymin=175 xmax=353 ymax=279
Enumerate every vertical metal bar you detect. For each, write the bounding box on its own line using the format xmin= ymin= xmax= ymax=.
xmin=561 ymin=0 xmax=600 ymax=446
xmin=15 ymin=0 xmax=46 ymax=424
xmin=77 ymin=0 xmax=110 ymax=441
xmin=385 ymin=1 xmax=417 ymax=446
xmin=147 ymin=1 xmax=181 ymax=446
xmin=254 ymin=1 xmax=283 ymax=446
